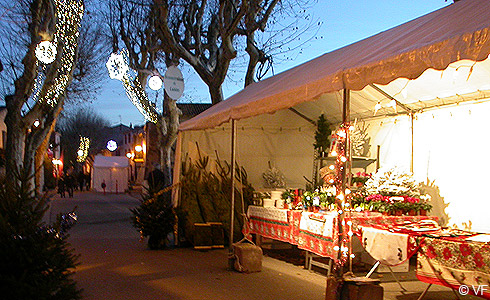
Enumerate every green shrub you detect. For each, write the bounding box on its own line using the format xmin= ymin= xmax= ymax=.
xmin=0 ymin=173 xmax=81 ymax=300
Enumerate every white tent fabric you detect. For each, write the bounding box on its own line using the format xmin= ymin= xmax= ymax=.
xmin=180 ymin=0 xmax=490 ymax=131
xmin=92 ymin=155 xmax=129 ymax=193
xmin=176 ymin=0 xmax=490 ymax=232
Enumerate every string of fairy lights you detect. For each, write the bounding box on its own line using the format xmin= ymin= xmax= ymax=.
xmin=33 ymin=0 xmax=84 ymax=107
xmin=106 ymin=49 xmax=159 ymax=123
xmin=328 ymin=123 xmax=356 ymax=268
xmin=76 ymin=136 xmax=90 ymax=162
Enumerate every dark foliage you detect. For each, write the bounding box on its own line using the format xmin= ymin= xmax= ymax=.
xmin=314 ymin=114 xmax=331 ymax=153
xmin=179 ymin=155 xmax=254 ymax=245
xmin=131 ymin=188 xmax=176 ymax=250
xmin=0 ymin=173 xmax=81 ymax=300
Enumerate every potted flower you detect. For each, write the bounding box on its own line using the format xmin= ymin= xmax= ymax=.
xmin=351 ymin=172 xmax=371 ymax=187
xmin=419 ymin=202 xmax=433 ymax=216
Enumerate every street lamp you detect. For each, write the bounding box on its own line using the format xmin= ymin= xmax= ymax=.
xmin=134 ymin=145 xmax=143 ymax=152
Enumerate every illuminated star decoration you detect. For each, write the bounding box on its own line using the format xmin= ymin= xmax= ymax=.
xmin=34 ymin=0 xmax=84 ymax=107
xmin=77 ymin=137 xmax=90 ymax=162
xmin=106 ymin=49 xmax=159 ymax=123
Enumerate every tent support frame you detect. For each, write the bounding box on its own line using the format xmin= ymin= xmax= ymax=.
xmin=228 ymin=119 xmax=237 ymax=269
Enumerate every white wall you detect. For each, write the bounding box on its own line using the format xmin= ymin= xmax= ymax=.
xmin=181 ymin=109 xmax=316 ymax=190
xmin=365 ymin=101 xmax=490 ymax=233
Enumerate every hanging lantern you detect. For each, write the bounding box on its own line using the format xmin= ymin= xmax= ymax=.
xmin=148 ymin=75 xmax=163 ymax=90
xmin=35 ymin=40 xmax=57 ymax=64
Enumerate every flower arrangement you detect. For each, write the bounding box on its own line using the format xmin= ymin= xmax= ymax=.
xmin=262 ymin=164 xmax=286 ymax=188
xmin=351 ymin=172 xmax=371 ymax=186
xmin=359 ymin=167 xmax=432 ymax=215
xmin=300 ymin=187 xmax=336 ymax=211
xmin=281 ymin=189 xmax=302 ymax=209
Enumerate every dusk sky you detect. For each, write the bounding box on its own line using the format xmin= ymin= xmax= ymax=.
xmin=95 ymin=0 xmax=450 ymax=127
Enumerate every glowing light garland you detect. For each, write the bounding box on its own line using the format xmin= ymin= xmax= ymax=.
xmin=329 ymin=123 xmax=355 ymax=267
xmin=77 ymin=136 xmax=90 ymax=162
xmin=34 ymin=0 xmax=84 ymax=107
xmin=106 ymin=49 xmax=159 ymax=123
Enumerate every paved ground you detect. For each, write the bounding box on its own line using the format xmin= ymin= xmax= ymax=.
xmin=46 ymin=190 xmax=481 ymax=300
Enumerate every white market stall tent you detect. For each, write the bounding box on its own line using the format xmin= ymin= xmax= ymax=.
xmin=92 ymin=155 xmax=129 ymax=193
xmin=175 ymin=0 xmax=490 ymax=233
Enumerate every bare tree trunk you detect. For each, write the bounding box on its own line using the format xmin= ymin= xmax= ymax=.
xmin=35 ymin=104 xmax=62 ymax=195
xmin=208 ymin=83 xmax=224 ymax=105
xmin=158 ymin=92 xmax=181 ymax=186
xmin=5 ymin=95 xmax=26 ymax=180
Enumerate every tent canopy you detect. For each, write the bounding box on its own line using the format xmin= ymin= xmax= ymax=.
xmin=180 ymin=0 xmax=490 ymax=131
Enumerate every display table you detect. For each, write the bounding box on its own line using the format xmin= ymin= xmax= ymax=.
xmin=358 ymin=224 xmax=490 ymax=299
xmin=246 ymin=206 xmax=437 ymax=259
xmin=417 ymin=234 xmax=490 ymax=299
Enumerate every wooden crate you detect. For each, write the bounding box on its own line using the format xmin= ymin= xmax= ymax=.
xmin=340 ymin=277 xmax=383 ymax=300
xmin=193 ymin=223 xmax=212 ymax=250
xmin=207 ymin=222 xmax=224 ymax=249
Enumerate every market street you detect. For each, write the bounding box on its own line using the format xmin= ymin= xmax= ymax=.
xmin=47 ymin=191 xmax=327 ymax=300
xmin=47 ymin=191 xmax=481 ymax=300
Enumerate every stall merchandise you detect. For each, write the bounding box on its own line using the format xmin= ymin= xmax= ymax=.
xmin=246 ymin=206 xmax=436 ymax=259
xmin=358 ymin=224 xmax=490 ymax=299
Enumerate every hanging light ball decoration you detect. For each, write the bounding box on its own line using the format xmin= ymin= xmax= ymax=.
xmin=106 ymin=52 xmax=129 ymax=80
xmin=106 ymin=140 xmax=118 ymax=152
xmin=35 ymin=40 xmax=57 ymax=64
xmin=148 ymin=75 xmax=163 ymax=90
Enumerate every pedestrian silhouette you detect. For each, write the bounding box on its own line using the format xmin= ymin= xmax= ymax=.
xmin=65 ymin=173 xmax=74 ymax=197
xmin=148 ymin=163 xmax=165 ymax=193
xmin=58 ymin=176 xmax=66 ymax=198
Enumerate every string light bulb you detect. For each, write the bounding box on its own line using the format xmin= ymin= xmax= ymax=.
xmin=374 ymin=102 xmax=382 ymax=115
xmin=389 ymin=99 xmax=397 ymax=112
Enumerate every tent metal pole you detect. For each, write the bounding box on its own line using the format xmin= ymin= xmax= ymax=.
xmin=228 ymin=119 xmax=237 ymax=269
xmin=410 ymin=113 xmax=414 ymax=173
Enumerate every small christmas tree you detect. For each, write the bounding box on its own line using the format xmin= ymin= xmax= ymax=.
xmin=364 ymin=167 xmax=420 ymax=197
xmin=0 ymin=173 xmax=81 ymax=300
xmin=314 ymin=114 xmax=331 ymax=154
xmin=131 ymin=188 xmax=176 ymax=250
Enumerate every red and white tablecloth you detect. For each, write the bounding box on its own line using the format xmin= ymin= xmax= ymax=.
xmin=359 ymin=226 xmax=419 ymax=266
xmin=246 ymin=206 xmax=437 ymax=259
xmin=417 ymin=235 xmax=490 ymax=299
xmin=297 ymin=212 xmax=338 ymax=258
